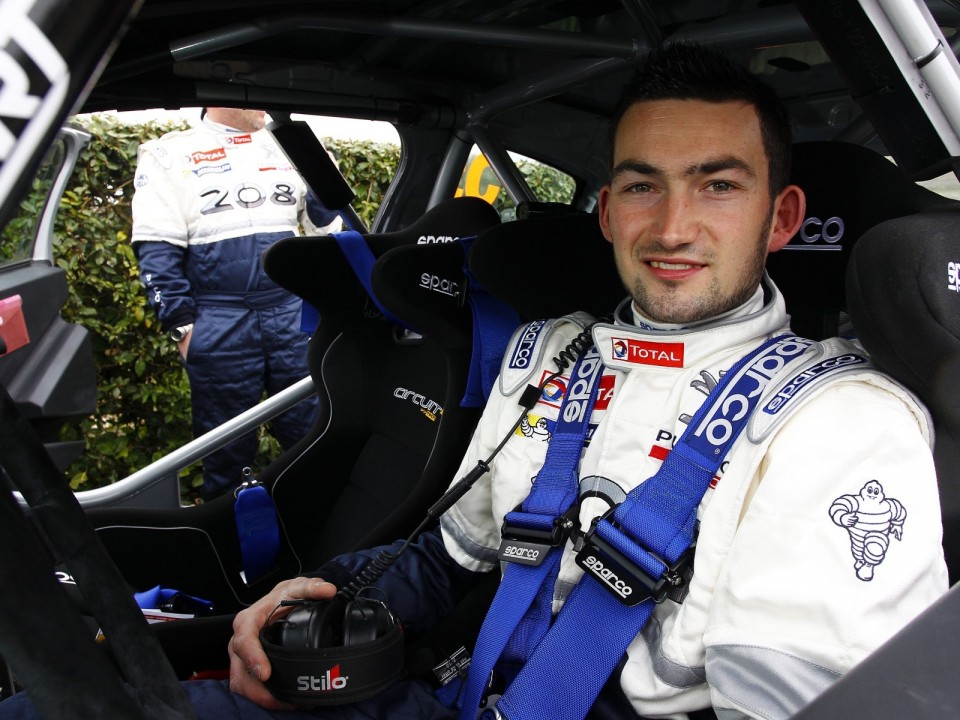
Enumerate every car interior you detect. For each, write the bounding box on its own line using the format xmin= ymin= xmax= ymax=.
xmin=1 ymin=0 xmax=960 ymax=718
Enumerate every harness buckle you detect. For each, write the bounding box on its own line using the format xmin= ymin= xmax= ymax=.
xmin=575 ymin=513 xmax=696 ymax=607
xmin=497 ymin=507 xmax=577 ymax=567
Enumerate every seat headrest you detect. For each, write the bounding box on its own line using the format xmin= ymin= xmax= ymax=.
xmin=468 ymin=212 xmax=623 ymax=321
xmin=372 ymin=242 xmax=473 ymax=350
xmin=767 ymin=141 xmax=959 ymax=338
xmin=263 ymin=196 xmax=501 ymax=321
xmin=846 ymin=210 xmax=960 ymax=408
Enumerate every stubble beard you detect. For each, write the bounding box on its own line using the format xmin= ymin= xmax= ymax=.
xmin=623 ymin=213 xmax=773 ymax=324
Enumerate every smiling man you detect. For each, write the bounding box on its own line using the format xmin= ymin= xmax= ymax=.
xmin=600 ymin=99 xmax=803 ymax=325
xmin=0 ymin=42 xmax=946 ymax=720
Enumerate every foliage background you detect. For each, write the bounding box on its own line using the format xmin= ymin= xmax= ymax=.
xmin=40 ymin=115 xmax=571 ymax=499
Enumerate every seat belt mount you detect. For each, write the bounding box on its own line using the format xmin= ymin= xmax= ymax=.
xmin=497 ymin=507 xmax=577 ymax=567
xmin=576 ymin=513 xmax=695 ymax=607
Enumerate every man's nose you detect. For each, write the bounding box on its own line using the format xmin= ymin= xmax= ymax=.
xmin=652 ymin=193 xmax=696 ymax=248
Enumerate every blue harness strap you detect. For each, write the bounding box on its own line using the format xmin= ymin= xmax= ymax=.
xmin=458 ymin=236 xmax=521 ymax=408
xmin=490 ymin=334 xmax=811 ymax=720
xmin=333 ymin=230 xmax=407 ymax=327
xmin=235 ymin=478 xmax=281 ymax=584
xmin=459 ymin=346 xmax=606 ymax=720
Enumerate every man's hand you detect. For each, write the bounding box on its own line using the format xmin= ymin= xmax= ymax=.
xmin=228 ymin=577 xmax=337 ymax=708
xmin=176 ymin=330 xmax=191 ymax=360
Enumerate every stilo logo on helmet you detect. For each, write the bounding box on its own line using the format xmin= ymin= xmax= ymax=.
xmin=260 ymin=594 xmax=404 ymax=707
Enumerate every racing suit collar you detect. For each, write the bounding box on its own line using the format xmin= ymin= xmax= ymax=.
xmin=594 ymin=273 xmax=789 ymax=372
xmin=201 ymin=116 xmax=258 ymax=135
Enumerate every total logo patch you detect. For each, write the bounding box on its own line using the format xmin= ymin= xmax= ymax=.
xmin=189 ymin=147 xmax=227 ymax=164
xmin=611 ymin=337 xmax=684 ymax=368
xmin=224 ymin=133 xmax=252 ymax=145
xmin=536 ymin=371 xmax=615 ymax=410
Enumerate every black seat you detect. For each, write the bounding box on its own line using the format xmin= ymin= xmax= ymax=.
xmin=87 ymin=197 xmax=502 ymax=619
xmin=846 ymin=210 xmax=960 ymax=582
xmin=260 ymin=197 xmax=504 ymax=571
xmin=767 ymin=141 xmax=960 ymax=340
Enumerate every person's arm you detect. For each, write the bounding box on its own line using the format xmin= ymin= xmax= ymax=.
xmin=307 ymin=527 xmax=489 ymax=638
xmin=227 ymin=528 xmax=487 ymax=708
xmin=301 ymin=189 xmax=343 ymax=235
xmin=130 ymin=142 xmax=196 ymax=334
xmin=704 ymin=380 xmax=947 ymax=719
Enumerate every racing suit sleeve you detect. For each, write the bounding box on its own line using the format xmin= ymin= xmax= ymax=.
xmin=702 ymin=380 xmax=947 ymax=719
xmin=302 ymin=190 xmax=342 ymax=235
xmin=130 ymin=143 xmax=195 ymax=330
xmin=308 ymin=526 xmax=489 ymax=639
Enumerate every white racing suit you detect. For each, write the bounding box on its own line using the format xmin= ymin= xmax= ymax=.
xmin=440 ymin=277 xmax=947 ymax=719
xmin=131 ymin=116 xmax=340 ymax=497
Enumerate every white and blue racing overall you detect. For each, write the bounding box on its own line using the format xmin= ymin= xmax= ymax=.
xmin=131 ymin=115 xmax=340 ymax=498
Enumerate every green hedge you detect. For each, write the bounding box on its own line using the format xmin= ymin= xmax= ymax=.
xmin=48 ymin=115 xmax=572 ymax=498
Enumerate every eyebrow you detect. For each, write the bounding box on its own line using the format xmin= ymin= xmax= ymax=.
xmin=612 ymin=155 xmax=756 ymax=180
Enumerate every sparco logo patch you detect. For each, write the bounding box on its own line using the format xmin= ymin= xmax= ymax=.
xmin=189 ymin=147 xmax=227 ymax=164
xmin=417 ymin=235 xmax=458 ymax=244
xmin=948 ymin=261 xmax=960 ymax=292
xmin=611 ymin=337 xmax=684 ymax=368
xmin=297 ymin=665 xmax=348 ymax=692
xmin=561 ymin=347 xmax=604 ymax=425
xmin=786 ymin=215 xmax=845 ymax=251
xmin=509 ymin=320 xmax=547 ymax=369
xmin=763 ymin=353 xmax=867 ymax=415
xmin=689 ymin=337 xmax=812 ymax=454
xmin=419 ymin=272 xmax=459 ymax=297
xmin=582 ymin=554 xmax=633 ymax=599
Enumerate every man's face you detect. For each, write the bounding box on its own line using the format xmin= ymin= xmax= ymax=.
xmin=599 ymin=99 xmax=799 ymax=324
xmin=208 ymin=108 xmax=267 ymax=132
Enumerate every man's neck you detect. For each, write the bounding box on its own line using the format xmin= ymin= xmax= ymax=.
xmin=631 ymin=285 xmax=765 ymax=331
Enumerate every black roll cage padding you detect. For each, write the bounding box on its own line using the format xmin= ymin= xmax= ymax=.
xmin=0 ymin=385 xmax=196 ymax=720
xmin=268 ymin=117 xmax=369 ymax=233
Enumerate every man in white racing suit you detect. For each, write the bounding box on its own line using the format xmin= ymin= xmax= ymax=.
xmin=218 ymin=43 xmax=948 ymax=720
xmin=131 ymin=107 xmax=341 ymax=499
xmin=1 ymin=41 xmax=944 ymax=720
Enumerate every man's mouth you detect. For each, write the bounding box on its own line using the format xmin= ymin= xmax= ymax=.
xmin=648 ymin=260 xmax=701 ymax=270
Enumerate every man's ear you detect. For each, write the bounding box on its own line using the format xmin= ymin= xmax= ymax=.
xmin=767 ymin=184 xmax=806 ymax=253
xmin=598 ymin=184 xmax=614 ymax=243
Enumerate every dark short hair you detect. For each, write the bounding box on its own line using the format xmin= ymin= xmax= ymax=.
xmin=610 ymin=43 xmax=793 ymax=195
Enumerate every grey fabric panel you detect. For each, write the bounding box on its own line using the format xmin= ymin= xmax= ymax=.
xmin=707 ymin=645 xmax=840 ymax=720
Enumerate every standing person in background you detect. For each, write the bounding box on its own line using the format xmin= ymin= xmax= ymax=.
xmin=130 ymin=107 xmax=341 ymax=500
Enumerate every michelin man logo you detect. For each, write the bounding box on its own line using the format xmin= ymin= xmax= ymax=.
xmin=830 ymin=480 xmax=906 ymax=581
xmin=519 ymin=414 xmax=551 ymax=441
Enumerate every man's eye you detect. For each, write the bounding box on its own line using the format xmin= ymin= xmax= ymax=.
xmin=708 ymin=181 xmax=733 ymax=192
xmin=626 ymin=183 xmax=652 ymax=193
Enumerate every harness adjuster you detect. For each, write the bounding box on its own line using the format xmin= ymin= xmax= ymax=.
xmin=575 ymin=513 xmax=695 ymax=607
xmin=497 ymin=506 xmax=577 ymax=567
